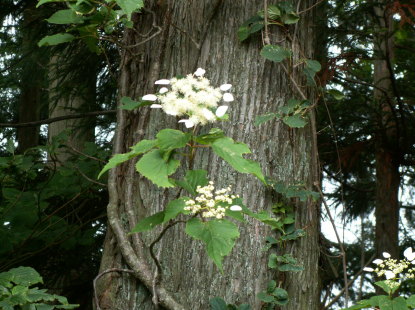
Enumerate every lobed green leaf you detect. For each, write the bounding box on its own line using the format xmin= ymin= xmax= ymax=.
xmin=212 ymin=137 xmax=265 ymax=183
xmin=175 ymin=170 xmax=208 ymax=196
xmin=156 ymin=129 xmax=191 ymax=152
xmin=135 ymin=150 xmax=179 ymax=187
xmin=185 ymin=218 xmax=239 ymax=271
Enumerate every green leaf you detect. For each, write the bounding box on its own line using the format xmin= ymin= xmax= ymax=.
xmin=278 ymin=264 xmax=304 ymax=272
xmin=375 ymin=281 xmax=400 ymax=296
xmin=268 ymin=5 xmax=281 ymax=19
xmin=175 ymin=170 xmax=208 ymax=195
xmin=237 ymin=304 xmax=252 ymax=310
xmin=249 ymin=21 xmax=264 ymax=34
xmin=244 ymin=210 xmax=283 ymax=231
xmin=46 ymin=9 xmax=85 ymax=24
xmin=237 ymin=26 xmax=250 ymax=42
xmin=114 ymin=0 xmax=144 ymax=19
xmin=98 ymin=152 xmax=134 ymax=178
xmin=281 ymin=12 xmax=300 ymax=24
xmin=6 ymin=267 xmax=43 ymax=286
xmin=120 ymin=97 xmax=151 ymax=110
xmin=135 ymin=150 xmax=179 ymax=187
xmin=130 ymin=198 xmax=186 ymax=233
xmin=36 ymin=0 xmax=66 ymax=7
xmin=305 ymin=59 xmax=321 ymax=73
xmin=280 ymin=99 xmax=301 ymax=115
xmin=327 ymin=89 xmax=345 ymax=100
xmin=268 ymin=254 xmax=278 ymax=269
xmin=185 ymin=218 xmax=239 ymax=271
xmin=271 ymin=288 xmax=289 ymax=305
xmin=303 ymin=60 xmax=321 ymax=85
xmin=341 ymin=297 xmax=376 ymax=310
xmin=98 ymin=139 xmax=156 ymax=178
xmin=209 ymin=297 xmax=228 ymax=310
xmin=130 ymin=211 xmax=165 ymax=233
xmin=257 ymin=292 xmax=275 ymax=303
xmin=260 ymin=45 xmax=291 ymax=63
xmin=280 ymin=228 xmax=306 ymax=241
xmin=406 ymin=295 xmax=415 ymax=307
xmin=212 ymin=137 xmax=265 ymax=183
xmin=130 ymin=139 xmax=158 ymax=154
xmin=254 ymin=113 xmax=277 ymax=126
xmin=238 ymin=15 xmax=264 ymax=42
xmin=379 ymin=296 xmax=407 ymax=310
xmin=194 ymin=128 xmax=225 ymax=145
xmin=78 ymin=25 xmax=101 ymax=54
xmin=38 ymin=33 xmax=75 ymax=47
xmin=266 ymin=280 xmax=277 ymax=293
xmin=156 ymin=129 xmax=191 ymax=151
xmin=164 ymin=198 xmax=187 ymax=222
xmin=282 ymin=115 xmax=307 ymax=128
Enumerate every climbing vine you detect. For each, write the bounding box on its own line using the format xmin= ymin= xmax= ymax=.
xmin=35 ymin=0 xmax=322 ymax=308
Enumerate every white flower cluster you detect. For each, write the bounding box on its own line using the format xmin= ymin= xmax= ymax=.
xmin=184 ymin=181 xmax=242 ymax=219
xmin=142 ymin=68 xmax=234 ymax=128
xmin=363 ymin=248 xmax=415 ymax=281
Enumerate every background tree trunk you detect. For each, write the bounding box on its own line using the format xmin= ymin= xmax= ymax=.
xmin=16 ymin=0 xmax=46 ymax=153
xmin=97 ymin=1 xmax=320 ymax=309
xmin=48 ymin=47 xmax=97 ymax=162
xmin=372 ymin=0 xmax=400 ymax=260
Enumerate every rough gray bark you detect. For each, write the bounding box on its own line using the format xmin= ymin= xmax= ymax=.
xmin=97 ymin=1 xmax=320 ymax=309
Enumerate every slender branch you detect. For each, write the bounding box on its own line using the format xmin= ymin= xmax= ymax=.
xmin=66 ymin=145 xmax=107 ymax=163
xmin=298 ymin=0 xmax=326 ymax=14
xmin=75 ymin=167 xmax=107 ymax=187
xmin=93 ymin=268 xmax=136 ymax=310
xmin=315 ymin=182 xmax=349 ymax=307
xmin=323 ymin=254 xmax=376 ymax=310
xmin=0 ymin=110 xmax=116 ymax=128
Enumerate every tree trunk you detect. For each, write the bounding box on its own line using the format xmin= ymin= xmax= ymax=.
xmin=372 ymin=0 xmax=400 ymax=260
xmin=48 ymin=47 xmax=97 ymax=162
xmin=16 ymin=0 xmax=46 ymax=153
xmin=97 ymin=1 xmax=320 ymax=309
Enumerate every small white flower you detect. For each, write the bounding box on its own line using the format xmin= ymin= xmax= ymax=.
xmin=404 ymin=247 xmax=415 ymax=261
xmin=385 ymin=270 xmax=396 ymax=279
xmin=142 ymin=94 xmax=158 ymax=101
xmin=215 ymin=105 xmax=228 ymax=117
xmin=159 ymin=87 xmax=169 ymax=94
xmin=194 ymin=68 xmax=206 ymax=77
xmin=150 ymin=104 xmax=162 ymax=108
xmin=223 ymin=93 xmax=234 ymax=102
xmin=383 ymin=252 xmax=391 ymax=258
xmin=155 ymin=79 xmax=170 ymax=85
xmin=230 ymin=205 xmax=242 ymax=211
xmin=178 ymin=119 xmax=195 ymax=128
xmin=363 ymin=267 xmax=374 ymax=272
xmin=373 ymin=259 xmax=383 ymax=265
xmin=220 ymin=84 xmax=232 ymax=91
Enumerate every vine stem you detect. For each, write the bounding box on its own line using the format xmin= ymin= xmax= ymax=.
xmin=315 ymin=182 xmax=349 ymax=307
xmin=93 ymin=268 xmax=136 ymax=310
xmin=149 ymin=220 xmax=186 ymax=309
xmin=263 ymin=0 xmax=271 ymax=45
